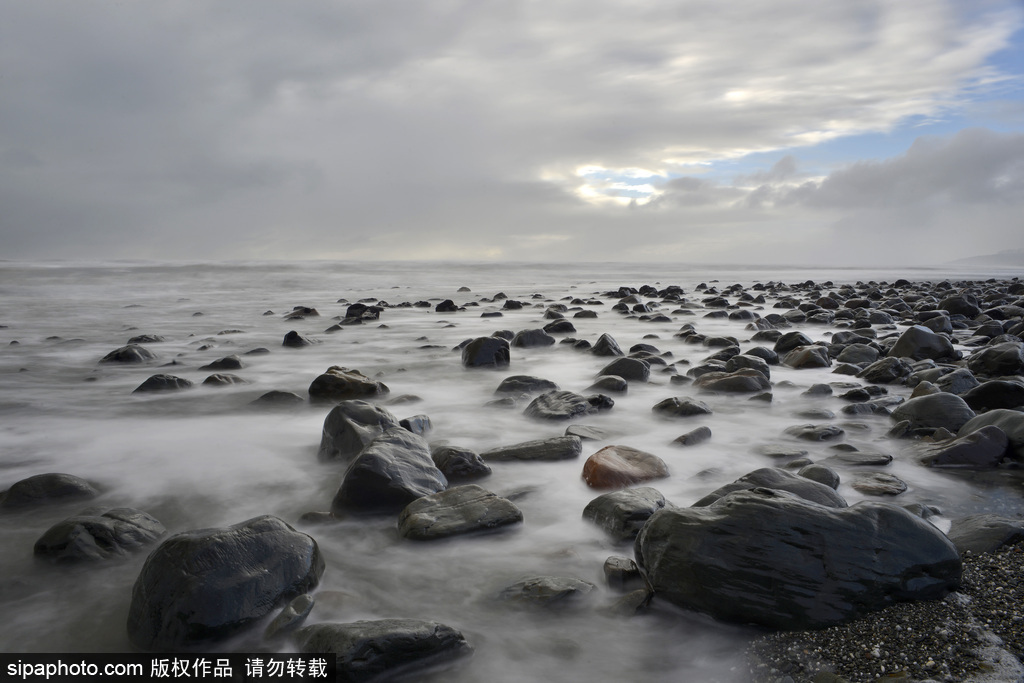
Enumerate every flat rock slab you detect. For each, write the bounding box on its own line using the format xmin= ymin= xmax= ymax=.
xmin=581 ymin=445 xmax=669 ymax=489
xmin=481 ymin=435 xmax=582 ymax=462
xmin=398 ymin=485 xmax=523 ymax=540
xmin=523 ymin=390 xmax=608 ymax=420
xmin=498 ymin=576 xmax=596 ymax=607
xmin=127 ymin=515 xmax=324 ymax=651
xmin=294 ymin=619 xmax=471 ymax=683
xmin=823 ymin=452 xmax=893 ymax=467
xmin=583 ymin=486 xmax=671 ymax=542
xmin=34 ymin=508 xmax=165 ymax=562
xmin=635 ymin=488 xmax=961 ymax=630
xmin=851 ymin=472 xmax=908 ymax=496
xmin=917 ymin=425 xmax=1009 ymax=468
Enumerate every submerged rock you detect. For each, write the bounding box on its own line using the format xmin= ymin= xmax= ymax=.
xmin=461 ymin=337 xmax=511 ymax=368
xmin=397 ymin=484 xmax=523 ymax=540
xmin=523 ymin=390 xmax=612 ymax=420
xmin=100 ymin=344 xmax=157 ymax=364
xmin=583 ymin=486 xmax=671 ymax=542
xmin=582 ymin=445 xmax=669 ymax=489
xmin=34 ymin=508 xmax=165 ymax=562
xmin=498 ymin=576 xmax=596 ymax=607
xmin=132 ymin=374 xmax=193 ymax=393
xmin=0 ymin=473 xmax=99 ymax=509
xmin=481 ymin=435 xmax=582 ymax=462
xmin=308 ymin=366 xmax=389 ymax=403
xmin=692 ymin=467 xmax=847 ymax=508
xmin=430 ymin=445 xmax=491 ymax=481
xmin=318 ymin=400 xmax=402 ymax=461
xmin=890 ymin=393 xmax=976 ymax=433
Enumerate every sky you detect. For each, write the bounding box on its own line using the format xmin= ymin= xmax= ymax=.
xmin=1 ymin=0 xmax=1023 ymax=266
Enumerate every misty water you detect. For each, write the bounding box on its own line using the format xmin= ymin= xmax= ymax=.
xmin=2 ymin=260 xmax=1022 ymax=681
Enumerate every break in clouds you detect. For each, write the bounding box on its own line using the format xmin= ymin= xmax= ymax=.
xmin=0 ymin=0 xmax=1022 ymax=264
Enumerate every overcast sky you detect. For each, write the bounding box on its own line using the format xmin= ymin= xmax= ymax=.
xmin=2 ymin=0 xmax=1022 ymax=266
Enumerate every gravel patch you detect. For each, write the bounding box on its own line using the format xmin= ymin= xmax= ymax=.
xmin=747 ymin=545 xmax=1024 ymax=683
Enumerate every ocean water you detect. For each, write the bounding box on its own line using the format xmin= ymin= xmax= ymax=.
xmin=0 ymin=260 xmax=1021 ymax=680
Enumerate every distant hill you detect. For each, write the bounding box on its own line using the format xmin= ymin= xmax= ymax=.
xmin=947 ymin=248 xmax=1024 ymax=267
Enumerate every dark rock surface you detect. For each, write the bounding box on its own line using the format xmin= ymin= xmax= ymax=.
xmin=430 ymin=445 xmax=491 ymax=480
xmin=967 ymin=341 xmax=1024 ymax=377
xmin=917 ymin=425 xmax=1010 ymax=468
xmin=498 ymin=576 xmax=596 ymax=607
xmin=652 ymin=396 xmax=713 ymax=418
xmin=127 ymin=515 xmax=324 ymax=651
xmin=397 ymin=484 xmax=523 ymax=540
xmin=597 ymin=357 xmax=650 ymax=382
xmin=693 ymin=369 xmax=771 ymax=393
xmin=523 ymin=390 xmax=610 ymax=420
xmin=581 ymin=445 xmax=669 ymax=489
xmin=886 ymin=325 xmax=957 ymax=361
xmin=673 ymin=425 xmax=713 ymax=447
xmin=318 ymin=400 xmax=401 ymax=462
xmin=34 ymin=507 xmax=165 ymax=562
xmin=481 ymin=435 xmax=582 ymax=462
xmin=889 ymin=392 xmax=976 ymax=432
xmin=691 ymin=467 xmax=848 ymax=508
xmin=133 ymin=374 xmax=193 ymax=393
xmin=959 ymin=409 xmax=1024 ymax=460
xmin=583 ymin=486 xmax=671 ymax=541
xmin=308 ymin=366 xmax=390 ymax=403
xmin=494 ymin=375 xmax=559 ymax=395
xmin=947 ymin=514 xmax=1024 ymax=555
xmin=0 ymin=473 xmax=99 ymax=508
xmin=461 ymin=336 xmax=511 ymax=368
xmin=100 ymin=344 xmax=157 ymax=364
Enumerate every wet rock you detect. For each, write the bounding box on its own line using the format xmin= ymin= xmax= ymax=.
xmin=511 ymin=328 xmax=556 ymax=348
xmin=331 ymin=428 xmax=447 ymax=516
xmin=461 ymin=337 xmax=511 ymax=368
xmin=581 ymin=445 xmax=669 ymax=489
xmin=524 ymin=390 xmax=612 ymax=420
xmin=652 ymin=397 xmax=712 ymax=418
xmin=264 ymin=593 xmax=314 ymax=641
xmin=127 ymin=515 xmax=324 ymax=651
xmin=202 ymin=373 xmax=247 ymax=386
xmin=293 ymin=619 xmax=471 ymax=683
xmin=603 ymin=556 xmax=645 ymax=591
xmin=0 ymin=473 xmax=99 ymax=508
xmin=583 ymin=486 xmax=671 ymax=542
xmin=250 ymin=390 xmax=304 ymax=407
xmin=934 ymin=368 xmax=980 ymax=395
xmin=889 ymin=393 xmax=976 ymax=432
xmin=597 ymin=357 xmax=650 ymax=382
xmin=857 ymin=357 xmax=913 ymax=384
xmin=499 ymin=576 xmax=596 ymax=607
xmin=587 ymin=375 xmax=629 ymax=393
xmin=635 ymin=488 xmax=961 ymax=630
xmin=836 ymin=344 xmax=879 ymax=365
xmin=318 ymin=400 xmax=401 ymax=461
xmin=823 ymin=451 xmax=893 ymax=467
xmin=397 ymin=484 xmax=523 ymax=540
xmin=774 ymin=331 xmax=816 ymax=354
xmin=673 ymin=425 xmax=713 ymax=447
xmin=132 ymin=374 xmax=193 ymax=393
xmin=939 ymin=294 xmax=981 ymax=318
xmin=430 ymin=445 xmax=491 ymax=481
xmin=959 ymin=409 xmax=1024 ymax=460
xmin=282 ymin=330 xmax=318 ymax=347
xmin=851 ymin=472 xmax=908 ymax=496
xmin=917 ymin=425 xmax=1009 ymax=468
xmin=798 ymin=464 xmax=840 ymax=490
xmin=34 ymin=508 xmax=165 ymax=562
xmin=946 ymin=514 xmax=1024 ymax=555
xmin=435 ymin=299 xmax=458 ymax=313
xmin=591 ymin=333 xmax=624 ymax=357
xmin=398 ymin=414 xmax=431 ymax=436
xmin=725 ymin=354 xmax=771 ymax=379
xmin=481 ymin=435 xmax=582 ymax=462
xmin=961 ymin=379 xmax=1024 ymax=411
xmin=199 ymin=355 xmax=243 ymax=371
xmin=495 ymin=375 xmax=559 ymax=395
xmin=308 ymin=366 xmax=389 ymax=403
xmin=693 ymin=369 xmax=771 ymax=393
xmin=783 ymin=346 xmax=832 ymax=369
xmin=692 ymin=467 xmax=848 ymax=508
xmin=785 ymin=423 xmax=846 ymax=442
xmin=886 ymin=325 xmax=957 ymax=361
xmin=543 ymin=319 xmax=576 ymax=334
xmin=100 ymin=344 xmax=157 ymax=364
xmin=967 ymin=341 xmax=1024 ymax=378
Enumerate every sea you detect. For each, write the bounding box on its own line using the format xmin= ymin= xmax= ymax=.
xmin=0 ymin=260 xmax=1022 ymax=681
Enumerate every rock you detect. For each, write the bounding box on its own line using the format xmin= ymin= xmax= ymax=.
xmin=673 ymin=425 xmax=712 ymax=447
xmin=397 ymin=484 xmax=523 ymax=540
xmin=565 ymin=424 xmax=612 ymax=441
xmin=602 ymin=556 xmax=645 ymax=591
xmin=0 ymin=473 xmax=99 ymax=508
xmin=946 ymin=514 xmax=1024 ymax=555
xmin=398 ymin=414 xmax=431 ymax=436
xmin=511 ymin=329 xmax=556 ymax=348
xmin=851 ymin=472 xmax=908 ymax=496
xmin=293 ymin=619 xmax=471 ymax=683
xmin=783 ymin=346 xmax=832 ymax=369
xmin=498 ymin=576 xmax=596 ymax=607
xmin=127 ymin=515 xmax=324 ymax=651
xmin=774 ymin=331 xmax=816 ymax=354
xmin=635 ymin=488 xmax=961 ymax=630
xmin=430 ymin=445 xmax=491 ymax=480
xmin=889 ymin=393 xmax=976 ymax=432
xmin=692 ymin=467 xmax=848 ymax=508
xmin=967 ymin=341 xmax=1024 ymax=377
xmin=725 ymin=353 xmax=771 ymax=379
xmin=201 ymin=373 xmax=247 ymax=386
xmin=34 ymin=508 xmax=165 ymax=562
xmin=132 ymin=374 xmax=193 ymax=393
xmin=857 ymin=357 xmax=913 ymax=384
xmin=100 ymin=344 xmax=157 ymax=364
xmin=583 ymin=487 xmax=671 ymax=541
xmin=282 ymin=330 xmax=318 ymax=347
xmin=597 ymin=357 xmax=650 ymax=382
xmin=523 ymin=390 xmax=611 ymax=420
xmin=822 ymin=452 xmax=893 ymax=467
xmin=331 ymin=428 xmax=447 ymax=515
xmin=693 ymin=369 xmax=771 ymax=393
xmin=481 ymin=435 xmax=582 ymax=462
xmin=917 ymin=425 xmax=1009 ymax=468
xmin=836 ymin=344 xmax=879 ymax=365
xmin=264 ymin=593 xmax=314 ymax=641
xmin=461 ymin=337 xmax=511 ymax=368
xmin=798 ymin=464 xmax=840 ymax=489
xmin=317 ymin=400 xmax=401 ymax=461
xmin=886 ymin=325 xmax=957 ymax=361
xmin=587 ymin=375 xmax=629 ymax=393
xmin=933 ymin=368 xmax=980 ymax=395
xmin=652 ymin=396 xmax=713 ymax=418
xmin=494 ymin=375 xmax=559 ymax=395
xmin=959 ymin=409 xmax=1024 ymax=460
xmin=250 ymin=390 xmax=305 ymax=407
xmin=961 ymin=380 xmax=1024 ymax=411
xmin=543 ymin=319 xmax=576 ymax=334
xmin=199 ymin=355 xmax=243 ymax=371
xmin=581 ymin=445 xmax=669 ymax=489
xmin=309 ymin=366 xmax=390 ymax=403
xmin=939 ymin=294 xmax=981 ymax=318
xmin=591 ymin=333 xmax=624 ymax=357
xmin=785 ymin=423 xmax=846 ymax=442
xmin=435 ymin=299 xmax=458 ymax=312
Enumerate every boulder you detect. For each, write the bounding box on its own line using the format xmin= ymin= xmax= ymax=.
xmin=836 ymin=344 xmax=879 ymax=365
xmin=961 ymin=380 xmax=1024 ymax=411
xmin=0 ymin=473 xmax=99 ymax=508
xmin=851 ymin=472 xmax=908 ymax=496
xmin=397 ymin=484 xmax=522 ymax=540
xmin=673 ymin=425 xmax=713 ymax=447
xmin=34 ymin=508 xmax=165 ymax=562
xmin=511 ymin=329 xmax=556 ymax=348
xmin=293 ymin=619 xmax=471 ymax=683
xmin=652 ymin=397 xmax=713 ymax=418
xmin=784 ymin=423 xmax=845 ymax=442
xmin=100 ymin=344 xmax=157 ymax=364
xmin=581 ymin=445 xmax=669 ymax=489
xmin=331 ymin=428 xmax=447 ymax=515
xmin=523 ymin=390 xmax=611 ymax=420
xmin=774 ymin=331 xmax=815 ymax=354
xmin=430 ymin=445 xmax=491 ymax=481
xmin=309 ymin=366 xmax=390 ymax=403
xmin=583 ymin=487 xmax=671 ymax=541
xmin=587 ymin=375 xmax=629 ymax=393
xmin=889 ymin=393 xmax=976 ymax=432
xmin=199 ymin=355 xmax=243 ymax=371
xmin=282 ymin=330 xmax=318 ymax=347
xmin=798 ymin=464 xmax=840 ymax=490
xmin=597 ymin=357 xmax=650 ymax=382
xmin=886 ymin=325 xmax=956 ymax=361
xmin=635 ymin=488 xmax=961 ymax=630
xmin=691 ymin=467 xmax=847 ymax=508
xmin=946 ymin=514 xmax=1024 ymax=555
xmin=318 ymin=400 xmax=402 ymax=461
xmin=917 ymin=425 xmax=1009 ymax=468
xmin=543 ymin=319 xmax=576 ymax=334
xmin=461 ymin=337 xmax=511 ymax=368
xmin=202 ymin=373 xmax=247 ymax=386
xmin=494 ymin=375 xmax=559 ymax=395
xmin=127 ymin=515 xmax=324 ymax=651
xmin=959 ymin=409 xmax=1024 ymax=460
xmin=725 ymin=354 xmax=771 ymax=379
xmin=591 ymin=333 xmax=624 ymax=357
xmin=967 ymin=341 xmax=1024 ymax=377
xmin=693 ymin=369 xmax=771 ymax=393
xmin=782 ymin=346 xmax=832 ymax=369
xmin=132 ymin=374 xmax=193 ymax=393
xmin=498 ymin=576 xmax=596 ymax=607
xmin=250 ymin=390 xmax=304 ymax=407
xmin=435 ymin=299 xmax=458 ymax=312
xmin=933 ymin=368 xmax=980 ymax=395
xmin=938 ymin=295 xmax=981 ymax=318
xmin=857 ymin=357 xmax=913 ymax=384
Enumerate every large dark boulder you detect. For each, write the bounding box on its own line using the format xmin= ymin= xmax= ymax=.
xmin=132 ymin=374 xmax=193 ymax=393
xmin=886 ymin=325 xmax=956 ymax=362
xmin=961 ymin=380 xmax=1024 ymax=411
xmin=100 ymin=344 xmax=157 ymax=364
xmin=397 ymin=484 xmax=522 ymax=540
xmin=782 ymin=346 xmax=831 ymax=369
xmin=591 ymin=333 xmax=624 ymax=357
xmin=946 ymin=514 xmax=1024 ymax=555
xmin=127 ymin=516 xmax=324 ymax=651
xmin=461 ymin=337 xmax=511 ymax=368
xmin=890 ymin=393 xmax=976 ymax=432
xmin=693 ymin=369 xmax=771 ymax=393
xmin=318 ymin=400 xmax=401 ymax=462
xmin=691 ymin=467 xmax=847 ymax=508
xmin=967 ymin=341 xmax=1024 ymax=377
xmin=916 ymin=425 xmax=1009 ymax=468
xmin=635 ymin=489 xmax=961 ymax=630
xmin=959 ymin=409 xmax=1024 ymax=460
xmin=481 ymin=435 xmax=582 ymax=462
xmin=583 ymin=486 xmax=671 ymax=541
xmin=34 ymin=508 xmax=165 ymax=562
xmin=938 ymin=295 xmax=981 ymax=318
xmin=523 ymin=390 xmax=611 ymax=420
xmin=308 ymin=366 xmax=389 ymax=403
xmin=511 ymin=329 xmax=556 ymax=348
xmin=0 ymin=473 xmax=99 ymax=508
xmin=774 ymin=331 xmax=815 ymax=355
xmin=494 ymin=375 xmax=559 ymax=395
xmin=331 ymin=429 xmax=447 ymax=515
xmin=294 ymin=619 xmax=471 ymax=683
xmin=430 ymin=445 xmax=491 ymax=480
xmin=597 ymin=357 xmax=650 ymax=382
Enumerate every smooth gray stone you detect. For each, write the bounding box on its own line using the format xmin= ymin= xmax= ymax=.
xmin=461 ymin=336 xmax=511 ymax=368
xmin=308 ymin=366 xmax=389 ymax=403
xmin=34 ymin=508 xmax=165 ymax=562
xmin=887 ymin=325 xmax=956 ymax=361
xmin=100 ymin=344 xmax=157 ymax=364
xmin=481 ymin=435 xmax=582 ymax=462
xmin=946 ymin=514 xmax=1024 ymax=555
xmin=691 ymin=467 xmax=847 ymax=508
xmin=967 ymin=341 xmax=1024 ymax=377
xmin=583 ymin=486 xmax=671 ymax=542
xmin=430 ymin=445 xmax=491 ymax=481
xmin=597 ymin=357 xmax=650 ymax=382
xmin=498 ymin=576 xmax=596 ymax=607
xmin=851 ymin=472 xmax=908 ymax=496
xmin=494 ymin=375 xmax=559 ymax=395
xmin=0 ymin=473 xmax=99 ymax=509
xmin=652 ymin=397 xmax=712 ymax=418
xmin=959 ymin=409 xmax=1024 ymax=460
xmin=133 ymin=374 xmax=193 ymax=393
xmin=890 ymin=393 xmax=976 ymax=432
xmin=398 ymin=485 xmax=522 ymax=540
xmin=318 ymin=400 xmax=401 ymax=462
xmin=917 ymin=425 xmax=1009 ymax=468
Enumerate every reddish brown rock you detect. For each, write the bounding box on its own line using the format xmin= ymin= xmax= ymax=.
xmin=582 ymin=445 xmax=669 ymax=490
